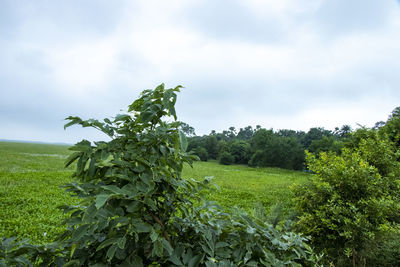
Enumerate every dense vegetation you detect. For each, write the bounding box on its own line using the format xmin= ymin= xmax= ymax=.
xmin=1 ymin=85 xmax=316 ymax=266
xmin=1 ymin=83 xmax=399 ymax=266
xmin=294 ymin=108 xmax=400 ymax=266
xmin=186 ymin=122 xmax=351 ymax=170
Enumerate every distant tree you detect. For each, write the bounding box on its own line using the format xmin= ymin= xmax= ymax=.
xmin=237 ymin=126 xmax=254 ymax=140
xmin=178 ymin=122 xmax=196 ymax=137
xmin=194 ymin=147 xmax=208 ymax=161
xmin=249 ymin=129 xmax=304 ymax=170
xmin=301 ymin=127 xmax=332 ymax=149
xmin=381 ymin=106 xmax=400 ymax=149
xmin=277 ymin=129 xmax=297 ymax=138
xmin=217 ymin=140 xmax=229 ymax=155
xmin=228 ymin=126 xmax=237 ymax=139
xmin=187 ymin=136 xmax=203 ymax=152
xmin=309 ymin=136 xmax=343 ymax=155
xmin=373 ymin=121 xmax=385 ymax=130
xmin=204 ymin=135 xmax=219 ymax=159
xmin=229 ymin=140 xmax=251 ymax=164
xmin=219 ymin=151 xmax=234 ymax=165
xmin=334 ymin=125 xmax=352 ymax=139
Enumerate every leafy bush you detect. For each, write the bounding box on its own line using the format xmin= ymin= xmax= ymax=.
xmin=1 ymin=84 xmax=317 ymax=266
xmin=249 ymin=129 xmax=304 ymax=170
xmin=219 ymin=151 xmax=234 ymax=165
xmin=194 ymin=147 xmax=208 ymax=161
xmin=293 ymin=131 xmax=400 ymax=266
xmin=229 ymin=140 xmax=251 ymax=164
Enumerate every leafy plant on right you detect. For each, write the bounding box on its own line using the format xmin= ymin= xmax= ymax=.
xmin=293 ymin=130 xmax=400 ymax=266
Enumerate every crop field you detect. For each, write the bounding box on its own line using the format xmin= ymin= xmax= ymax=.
xmin=0 ymin=141 xmax=309 ymax=245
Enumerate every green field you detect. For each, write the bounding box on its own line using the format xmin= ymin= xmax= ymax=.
xmin=0 ymin=141 xmax=309 ymax=244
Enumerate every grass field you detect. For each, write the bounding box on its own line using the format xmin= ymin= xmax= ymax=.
xmin=0 ymin=141 xmax=309 ymax=245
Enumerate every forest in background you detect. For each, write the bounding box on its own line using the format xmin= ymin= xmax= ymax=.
xmin=183 ymin=114 xmax=391 ymax=170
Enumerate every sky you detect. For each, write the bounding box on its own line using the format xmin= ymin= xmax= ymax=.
xmin=1 ymin=0 xmax=400 ymax=144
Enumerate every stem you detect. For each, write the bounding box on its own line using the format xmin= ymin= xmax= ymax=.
xmin=150 ymin=213 xmax=172 ymax=246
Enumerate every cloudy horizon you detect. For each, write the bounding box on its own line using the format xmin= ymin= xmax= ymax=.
xmin=1 ymin=0 xmax=400 ymax=144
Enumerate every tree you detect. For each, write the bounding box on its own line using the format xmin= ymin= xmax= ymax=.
xmin=237 ymin=126 xmax=254 ymax=140
xmin=178 ymin=121 xmax=196 ymax=137
xmin=219 ymin=151 xmax=234 ymax=165
xmin=301 ymin=127 xmax=332 ymax=149
xmin=194 ymin=146 xmax=208 ymax=161
xmin=249 ymin=128 xmax=305 ymax=170
xmin=381 ymin=106 xmax=400 ymax=149
xmin=204 ymin=135 xmax=219 ymax=159
xmin=293 ymin=130 xmax=400 ymax=266
xmin=229 ymin=140 xmax=251 ymax=164
xmin=309 ymin=136 xmax=343 ymax=155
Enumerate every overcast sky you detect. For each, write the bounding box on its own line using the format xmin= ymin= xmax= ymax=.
xmin=1 ymin=0 xmax=400 ymax=144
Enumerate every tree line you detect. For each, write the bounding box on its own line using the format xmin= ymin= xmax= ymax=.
xmin=182 ymin=122 xmax=353 ymax=170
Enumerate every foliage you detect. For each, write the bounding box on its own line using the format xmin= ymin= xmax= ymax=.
xmin=178 ymin=122 xmax=196 ymax=137
xmin=293 ymin=130 xmax=400 ymax=266
xmin=194 ymin=147 xmax=208 ymax=161
xmin=229 ymin=140 xmax=251 ymax=164
xmin=249 ymin=129 xmax=304 ymax=170
xmin=300 ymin=127 xmax=333 ymax=149
xmin=380 ymin=106 xmax=400 ymax=149
xmin=309 ymin=136 xmax=343 ymax=155
xmin=0 ymin=84 xmax=317 ymax=265
xmin=218 ymin=151 xmax=234 ymax=165
xmin=204 ymin=136 xmax=219 ymax=159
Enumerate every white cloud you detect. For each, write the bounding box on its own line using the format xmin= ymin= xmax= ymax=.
xmin=1 ymin=0 xmax=400 ymax=141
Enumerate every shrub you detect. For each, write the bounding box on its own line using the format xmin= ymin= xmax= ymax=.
xmin=194 ymin=147 xmax=208 ymax=161
xmin=219 ymin=151 xmax=234 ymax=165
xmin=293 ymin=131 xmax=400 ymax=266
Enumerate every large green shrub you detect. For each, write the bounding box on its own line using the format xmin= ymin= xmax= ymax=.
xmin=293 ymin=131 xmax=400 ymax=266
xmin=218 ymin=151 xmax=234 ymax=165
xmin=1 ymin=84 xmax=316 ymax=266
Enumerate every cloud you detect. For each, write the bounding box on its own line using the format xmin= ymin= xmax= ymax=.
xmin=1 ymin=0 xmax=400 ymax=142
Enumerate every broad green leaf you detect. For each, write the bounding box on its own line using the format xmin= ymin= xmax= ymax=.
xmin=162 ymin=238 xmax=173 ymax=256
xmin=95 ymin=194 xmax=110 ymax=209
xmin=72 ymin=224 xmax=89 ymax=241
xmin=106 ymin=244 xmax=118 ymax=261
xmin=117 ymin=236 xmax=126 ymax=250
xmin=97 ymin=238 xmax=120 ymax=251
xmin=179 ymin=130 xmax=188 ymax=152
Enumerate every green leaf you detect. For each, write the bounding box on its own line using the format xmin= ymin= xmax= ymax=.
xmin=117 ymin=236 xmax=126 ymax=250
xmin=140 ymin=110 xmax=155 ymax=124
xmin=64 ymin=116 xmax=83 ymax=129
xmin=64 ymin=152 xmax=81 ymax=168
xmin=169 ymin=253 xmax=183 ymax=266
xmin=179 ymin=130 xmax=188 ymax=152
xmin=189 ymin=254 xmax=204 ymax=267
xmin=133 ymin=219 xmax=152 ymax=233
xmin=97 ymin=238 xmax=120 ymax=251
xmin=130 ymin=255 xmax=143 ymax=267
xmin=152 ymin=239 xmax=163 ymax=257
xmin=72 ymin=224 xmax=89 ymax=241
xmin=95 ymin=194 xmax=110 ymax=209
xmin=162 ymin=238 xmax=173 ymax=256
xmin=106 ymin=244 xmax=118 ymax=261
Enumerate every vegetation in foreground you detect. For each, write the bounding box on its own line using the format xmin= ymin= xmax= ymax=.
xmin=294 ymin=110 xmax=400 ymax=266
xmin=1 ymin=84 xmax=316 ymax=266
xmin=1 ymin=84 xmax=399 ymax=266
